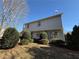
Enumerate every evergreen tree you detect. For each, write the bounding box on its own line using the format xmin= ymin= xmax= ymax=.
xmin=65 ymin=25 xmax=79 ymax=50
xmin=72 ymin=25 xmax=79 ymax=49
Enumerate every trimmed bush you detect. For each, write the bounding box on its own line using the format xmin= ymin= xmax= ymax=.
xmin=40 ymin=32 xmax=49 ymax=45
xmin=2 ymin=27 xmax=19 ymax=49
xmin=41 ymin=39 xmax=49 ymax=45
xmin=20 ymin=39 xmax=29 ymax=45
xmin=20 ymin=29 xmax=33 ymax=45
xmin=40 ymin=32 xmax=48 ymax=39
xmin=21 ymin=29 xmax=31 ymax=39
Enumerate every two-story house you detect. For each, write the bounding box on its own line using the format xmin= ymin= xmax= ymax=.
xmin=23 ymin=13 xmax=65 ymax=41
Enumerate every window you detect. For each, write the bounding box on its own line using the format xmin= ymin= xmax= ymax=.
xmin=38 ymin=21 xmax=41 ymax=26
xmin=53 ymin=32 xmax=58 ymax=38
xmin=27 ymin=24 xmax=29 ymax=28
xmin=32 ymin=33 xmax=40 ymax=39
xmin=51 ymin=32 xmax=58 ymax=38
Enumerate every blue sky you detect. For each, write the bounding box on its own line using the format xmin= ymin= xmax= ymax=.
xmin=0 ymin=0 xmax=79 ymax=32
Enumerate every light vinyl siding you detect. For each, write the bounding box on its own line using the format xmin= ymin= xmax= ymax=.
xmin=26 ymin=16 xmax=62 ymax=32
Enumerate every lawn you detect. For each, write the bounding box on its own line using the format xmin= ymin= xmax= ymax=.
xmin=0 ymin=43 xmax=79 ymax=59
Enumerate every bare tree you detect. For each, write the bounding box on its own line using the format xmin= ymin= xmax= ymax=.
xmin=0 ymin=0 xmax=28 ymax=31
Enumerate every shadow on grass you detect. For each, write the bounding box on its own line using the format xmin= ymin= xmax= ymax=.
xmin=25 ymin=46 xmax=79 ymax=59
xmin=26 ymin=47 xmax=55 ymax=59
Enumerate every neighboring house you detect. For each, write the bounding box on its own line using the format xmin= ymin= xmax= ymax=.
xmin=23 ymin=13 xmax=65 ymax=41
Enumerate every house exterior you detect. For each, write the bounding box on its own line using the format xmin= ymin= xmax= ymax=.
xmin=23 ymin=13 xmax=65 ymax=41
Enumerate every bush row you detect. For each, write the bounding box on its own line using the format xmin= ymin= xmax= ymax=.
xmin=0 ymin=27 xmax=67 ymax=49
xmin=0 ymin=28 xmax=50 ymax=49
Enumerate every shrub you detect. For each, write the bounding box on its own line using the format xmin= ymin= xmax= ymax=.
xmin=21 ymin=29 xmax=31 ymax=39
xmin=40 ymin=32 xmax=49 ymax=45
xmin=20 ymin=39 xmax=30 ymax=45
xmin=20 ymin=29 xmax=33 ymax=45
xmin=41 ymin=39 xmax=49 ymax=45
xmin=40 ymin=32 xmax=48 ymax=39
xmin=2 ymin=27 xmax=19 ymax=49
xmin=49 ymin=40 xmax=65 ymax=47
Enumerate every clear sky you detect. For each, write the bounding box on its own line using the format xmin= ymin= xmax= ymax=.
xmin=0 ymin=0 xmax=79 ymax=32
